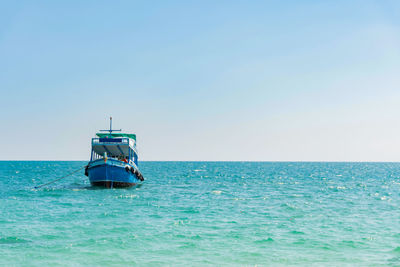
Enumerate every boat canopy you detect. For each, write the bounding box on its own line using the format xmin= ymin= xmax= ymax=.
xmin=96 ymin=133 xmax=136 ymax=141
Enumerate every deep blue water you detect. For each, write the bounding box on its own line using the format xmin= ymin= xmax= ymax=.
xmin=1 ymin=161 xmax=400 ymax=266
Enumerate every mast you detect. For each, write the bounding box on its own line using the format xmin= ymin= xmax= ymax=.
xmin=100 ymin=117 xmax=121 ymax=137
xmin=109 ymin=116 xmax=112 ymax=135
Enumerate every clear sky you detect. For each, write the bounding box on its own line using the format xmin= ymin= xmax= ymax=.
xmin=1 ymin=0 xmax=400 ymax=161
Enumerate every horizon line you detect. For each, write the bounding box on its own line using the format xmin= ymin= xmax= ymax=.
xmin=1 ymin=160 xmax=399 ymax=163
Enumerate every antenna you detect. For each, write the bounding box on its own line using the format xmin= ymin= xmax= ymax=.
xmin=100 ymin=116 xmax=121 ymax=137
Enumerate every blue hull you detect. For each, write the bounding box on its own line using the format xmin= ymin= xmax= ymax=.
xmin=87 ymin=161 xmax=140 ymax=188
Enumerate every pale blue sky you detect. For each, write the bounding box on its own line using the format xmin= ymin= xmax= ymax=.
xmin=1 ymin=0 xmax=400 ymax=161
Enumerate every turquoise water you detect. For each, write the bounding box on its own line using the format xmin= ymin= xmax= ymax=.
xmin=1 ymin=161 xmax=400 ymax=266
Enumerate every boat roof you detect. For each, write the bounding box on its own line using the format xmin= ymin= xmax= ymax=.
xmin=96 ymin=133 xmax=136 ymax=141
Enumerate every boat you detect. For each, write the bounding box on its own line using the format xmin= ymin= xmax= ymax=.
xmin=85 ymin=117 xmax=144 ymax=188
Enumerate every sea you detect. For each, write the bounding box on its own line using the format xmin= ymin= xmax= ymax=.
xmin=1 ymin=161 xmax=400 ymax=266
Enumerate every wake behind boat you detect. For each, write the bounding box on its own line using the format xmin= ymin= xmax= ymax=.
xmin=85 ymin=117 xmax=144 ymax=188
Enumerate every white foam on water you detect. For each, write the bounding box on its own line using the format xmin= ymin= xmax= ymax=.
xmin=117 ymin=194 xmax=138 ymax=199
